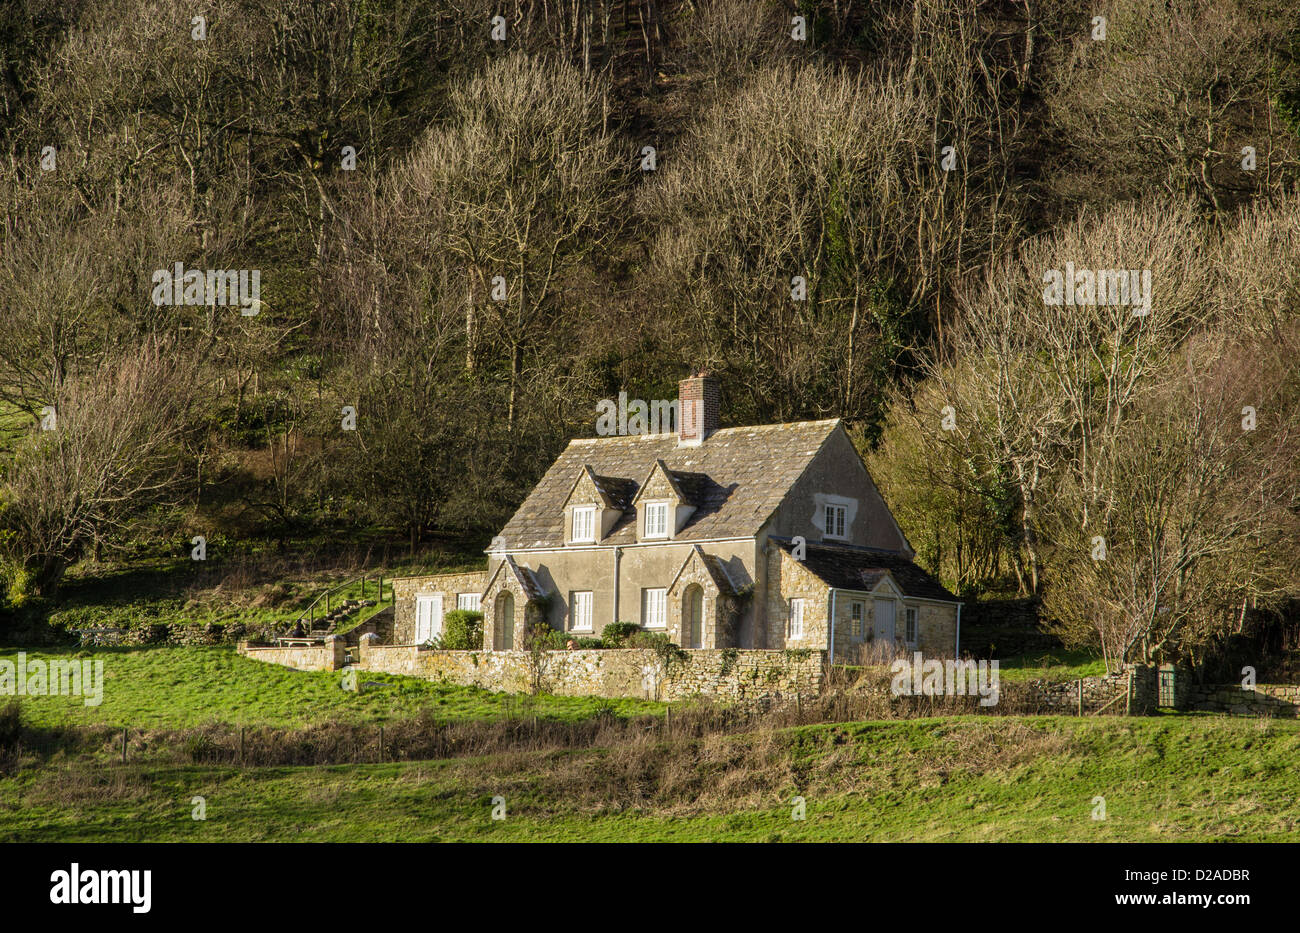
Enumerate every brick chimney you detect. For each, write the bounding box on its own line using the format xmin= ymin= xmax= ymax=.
xmin=678 ymin=371 xmax=720 ymax=446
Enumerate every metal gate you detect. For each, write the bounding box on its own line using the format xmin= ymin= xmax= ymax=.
xmin=1158 ymin=665 xmax=1177 ymax=708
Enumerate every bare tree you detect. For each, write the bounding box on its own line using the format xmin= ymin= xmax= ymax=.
xmin=1 ymin=339 xmax=204 ymax=593
xmin=1045 ymin=326 xmax=1300 ymax=671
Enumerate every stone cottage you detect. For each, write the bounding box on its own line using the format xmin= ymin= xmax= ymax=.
xmin=392 ymin=373 xmax=962 ymax=662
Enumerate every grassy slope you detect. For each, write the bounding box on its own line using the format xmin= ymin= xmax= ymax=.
xmin=997 ymin=648 xmax=1110 ymax=682
xmin=28 ymin=547 xmax=486 ymax=635
xmin=0 ymin=646 xmax=660 ymax=728
xmin=3 ymin=716 xmax=1297 ymax=842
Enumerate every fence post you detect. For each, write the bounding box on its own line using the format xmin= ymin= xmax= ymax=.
xmin=1077 ymin=679 xmax=1083 ymax=717
xmin=121 ymin=727 xmax=127 ymax=763
xmin=378 ymin=725 xmax=384 ymax=763
xmin=239 ymin=727 xmax=245 ymax=765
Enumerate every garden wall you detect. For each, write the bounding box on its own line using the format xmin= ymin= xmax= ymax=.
xmin=1183 ymin=683 xmax=1300 ymax=716
xmin=353 ymin=642 xmax=824 ymax=701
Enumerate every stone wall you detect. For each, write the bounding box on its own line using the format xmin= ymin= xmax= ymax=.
xmin=354 ymin=641 xmax=825 ymax=701
xmin=391 ymin=570 xmax=490 ymax=643
xmin=1013 ymin=671 xmax=1136 ymax=714
xmin=343 ymin=606 xmax=393 ymax=646
xmin=237 ymin=636 xmax=345 ymax=672
xmin=1183 ymin=683 xmax=1300 ymax=716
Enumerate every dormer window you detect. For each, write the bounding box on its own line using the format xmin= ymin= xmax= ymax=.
xmin=571 ymin=506 xmax=596 ymax=543
xmin=644 ymin=501 xmax=669 ymax=539
xmin=824 ymin=504 xmax=847 ymax=540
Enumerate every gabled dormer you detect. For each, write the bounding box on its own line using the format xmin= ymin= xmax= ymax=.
xmin=562 ymin=465 xmax=627 ymax=545
xmin=631 ymin=459 xmax=697 ymax=541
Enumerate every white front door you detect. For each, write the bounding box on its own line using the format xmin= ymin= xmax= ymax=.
xmin=415 ymin=594 xmax=443 ymax=643
xmin=873 ymin=598 xmax=896 ymax=643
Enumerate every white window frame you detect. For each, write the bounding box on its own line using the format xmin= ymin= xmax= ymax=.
xmin=415 ymin=593 xmax=443 ymax=644
xmin=643 ymin=501 xmax=669 ymax=539
xmin=789 ymin=598 xmax=806 ymax=639
xmin=571 ymin=506 xmax=596 ymax=543
xmin=570 ymin=591 xmax=593 ymax=632
xmin=905 ymin=606 xmax=918 ymax=645
xmin=850 ymin=600 xmax=864 ymax=638
xmin=457 ymin=593 xmax=481 ymax=612
xmin=824 ymin=504 xmax=848 ymax=540
xmin=642 ymin=587 xmax=667 ymax=629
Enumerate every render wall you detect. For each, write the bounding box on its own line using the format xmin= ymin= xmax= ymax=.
xmin=506 ymin=539 xmax=757 ymax=642
xmin=766 ymin=426 xmax=909 ymax=553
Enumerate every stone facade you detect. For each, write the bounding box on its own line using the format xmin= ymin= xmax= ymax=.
xmin=481 ymin=560 xmax=546 ymax=650
xmin=354 ymin=641 xmax=825 ymax=701
xmin=664 ymin=547 xmax=737 ymax=649
xmin=759 ymin=427 xmax=909 ymax=554
xmin=765 ymin=546 xmax=831 ymax=650
xmin=391 ymin=571 xmax=490 ymax=644
xmin=766 ymin=547 xmax=957 ymax=659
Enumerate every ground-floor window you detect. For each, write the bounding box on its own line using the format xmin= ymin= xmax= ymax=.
xmin=570 ymin=591 xmax=593 ymax=631
xmin=850 ymin=600 xmax=864 ymax=637
xmin=789 ymin=598 xmax=806 ymax=638
xmin=905 ymin=606 xmax=918 ymax=645
xmin=642 ymin=587 xmax=667 ymax=628
xmin=415 ymin=593 xmax=443 ymax=643
xmin=457 ymin=593 xmax=481 ymax=612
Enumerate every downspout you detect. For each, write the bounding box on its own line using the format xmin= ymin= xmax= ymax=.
xmin=828 ymin=588 xmax=837 ymax=664
xmin=955 ymin=602 xmax=963 ymax=658
xmin=612 ymin=546 xmax=622 ymax=627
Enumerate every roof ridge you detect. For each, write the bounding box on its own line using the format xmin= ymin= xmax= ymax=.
xmin=567 ymin=418 xmax=840 ymax=445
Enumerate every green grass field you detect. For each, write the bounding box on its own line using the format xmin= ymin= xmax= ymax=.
xmin=2 ymin=645 xmax=1296 ymax=842
xmin=2 ymin=715 xmax=1297 ymax=842
xmin=0 ymin=646 xmax=661 ymax=728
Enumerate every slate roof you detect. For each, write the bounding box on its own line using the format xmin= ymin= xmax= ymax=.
xmin=497 ymin=420 xmax=842 ymax=549
xmin=592 ymin=475 xmax=637 ymax=510
xmin=485 ymin=554 xmax=547 ymax=602
xmin=668 ymin=544 xmax=741 ymax=596
xmin=701 ymin=553 xmax=739 ymax=595
xmin=770 ymin=537 xmax=960 ymax=602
